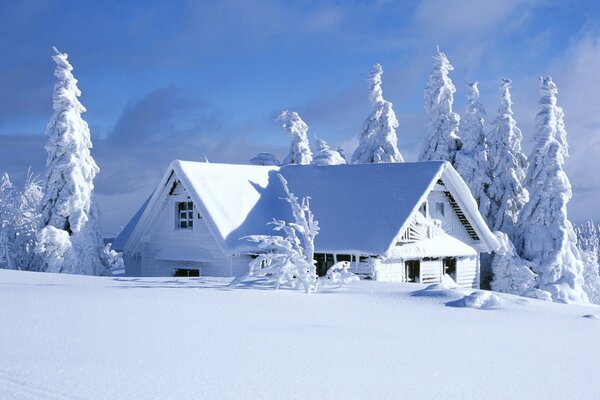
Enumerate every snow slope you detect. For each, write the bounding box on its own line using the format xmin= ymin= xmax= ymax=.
xmin=1 ymin=270 xmax=599 ymax=399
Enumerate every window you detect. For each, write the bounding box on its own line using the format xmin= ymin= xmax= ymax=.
xmin=436 ymin=202 xmax=445 ymax=217
xmin=443 ymin=257 xmax=457 ymax=278
xmin=177 ymin=201 xmax=194 ymax=229
xmin=419 ymin=202 xmax=428 ymax=217
xmin=336 ymin=254 xmax=356 ymax=262
xmin=173 ymin=268 xmax=200 ymax=277
xmin=405 ymin=260 xmax=420 ymax=283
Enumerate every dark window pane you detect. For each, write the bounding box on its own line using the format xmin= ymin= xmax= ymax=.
xmin=188 ymin=211 xmax=193 ymax=219
xmin=189 ymin=221 xmax=193 ymax=228
xmin=180 ymin=221 xmax=187 ymax=228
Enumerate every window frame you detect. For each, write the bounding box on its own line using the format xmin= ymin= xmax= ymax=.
xmin=176 ymin=200 xmax=195 ymax=230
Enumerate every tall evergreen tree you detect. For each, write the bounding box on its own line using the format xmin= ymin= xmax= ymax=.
xmin=575 ymin=220 xmax=600 ymax=304
xmin=36 ymin=47 xmax=111 ymax=275
xmin=454 ymin=81 xmax=491 ymax=218
xmin=0 ymin=172 xmax=43 ymax=271
xmin=516 ymin=76 xmax=587 ymax=303
xmin=486 ymin=79 xmax=528 ymax=239
xmin=351 ymin=64 xmax=403 ymax=164
xmin=279 ymin=110 xmax=312 ymax=165
xmin=419 ymin=48 xmax=461 ymax=164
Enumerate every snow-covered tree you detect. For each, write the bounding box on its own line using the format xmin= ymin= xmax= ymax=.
xmin=575 ymin=220 xmax=600 ymax=259
xmin=419 ymin=48 xmax=461 ymax=164
xmin=575 ymin=222 xmax=600 ymax=304
xmin=245 ymin=174 xmax=319 ymax=293
xmin=351 ymin=64 xmax=404 ymax=164
xmin=516 ymin=76 xmax=587 ymax=304
xmin=486 ymin=79 xmax=528 ymax=239
xmin=336 ymin=147 xmax=348 ymax=163
xmin=312 ymin=138 xmax=347 ymax=166
xmin=249 ymin=152 xmax=280 ymax=166
xmin=454 ymin=81 xmax=491 ymax=218
xmin=0 ymin=172 xmax=43 ymax=271
xmin=37 ymin=47 xmax=117 ymax=276
xmin=491 ymin=232 xmax=537 ymax=296
xmin=279 ymin=111 xmax=312 ymax=165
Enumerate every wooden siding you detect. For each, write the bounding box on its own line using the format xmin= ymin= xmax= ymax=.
xmin=420 ymin=260 xmax=442 ymax=284
xmin=128 ymin=178 xmax=233 ymax=277
xmin=455 ymin=256 xmax=479 ymax=289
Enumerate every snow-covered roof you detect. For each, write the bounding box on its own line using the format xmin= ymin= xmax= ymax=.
xmin=115 ymin=160 xmax=499 ymax=256
xmin=389 ymin=233 xmax=477 ymax=259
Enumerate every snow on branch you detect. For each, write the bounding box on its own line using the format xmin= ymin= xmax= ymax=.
xmin=243 ymin=174 xmax=357 ymax=293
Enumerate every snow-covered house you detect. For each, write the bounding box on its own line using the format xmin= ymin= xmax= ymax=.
xmin=113 ymin=160 xmax=499 ymax=288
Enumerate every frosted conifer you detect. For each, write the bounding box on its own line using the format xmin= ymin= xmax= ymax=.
xmin=516 ymin=76 xmax=587 ymax=303
xmin=454 ymin=81 xmax=491 ymax=217
xmin=0 ymin=172 xmax=43 ymax=271
xmin=351 ymin=64 xmax=403 ymax=163
xmin=279 ymin=111 xmax=312 ymax=165
xmin=486 ymin=79 xmax=528 ymax=239
xmin=37 ymin=47 xmax=116 ymax=275
xmin=312 ymin=138 xmax=346 ymax=166
xmin=249 ymin=152 xmax=280 ymax=166
xmin=419 ymin=48 xmax=461 ymax=164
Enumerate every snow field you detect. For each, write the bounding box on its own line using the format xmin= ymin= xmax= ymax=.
xmin=1 ymin=270 xmax=599 ymax=400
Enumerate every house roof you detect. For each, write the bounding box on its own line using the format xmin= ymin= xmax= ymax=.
xmin=114 ymin=160 xmax=499 ymax=257
xmin=389 ymin=233 xmax=478 ymax=259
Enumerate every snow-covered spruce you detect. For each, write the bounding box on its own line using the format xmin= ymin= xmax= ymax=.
xmin=516 ymin=76 xmax=587 ymax=304
xmin=245 ymin=174 xmax=320 ymax=293
xmin=249 ymin=152 xmax=280 ymax=166
xmin=0 ymin=172 xmax=43 ymax=271
xmin=575 ymin=221 xmax=600 ymax=304
xmin=490 ymin=232 xmax=537 ymax=296
xmin=419 ymin=48 xmax=461 ymax=164
xmin=486 ymin=79 xmax=528 ymax=239
xmin=37 ymin=47 xmax=121 ymax=276
xmin=351 ymin=64 xmax=404 ymax=164
xmin=312 ymin=137 xmax=347 ymax=166
xmin=279 ymin=110 xmax=312 ymax=165
xmin=454 ymin=81 xmax=491 ymax=218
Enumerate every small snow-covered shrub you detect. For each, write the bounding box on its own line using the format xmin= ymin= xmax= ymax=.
xmin=249 ymin=152 xmax=280 ymax=166
xmin=36 ymin=226 xmax=73 ymax=273
xmin=245 ymin=174 xmax=319 ymax=293
xmin=312 ymin=138 xmax=346 ymax=166
xmin=321 ymin=261 xmax=359 ymax=287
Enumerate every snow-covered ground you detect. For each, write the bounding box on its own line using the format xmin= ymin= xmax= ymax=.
xmin=1 ymin=270 xmax=599 ymax=400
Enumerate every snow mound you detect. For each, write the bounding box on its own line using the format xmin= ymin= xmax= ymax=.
xmin=411 ymin=283 xmax=464 ymax=301
xmin=459 ymin=291 xmax=503 ymax=310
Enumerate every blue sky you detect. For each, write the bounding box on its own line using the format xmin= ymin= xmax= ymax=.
xmin=1 ymin=0 xmax=600 ymax=234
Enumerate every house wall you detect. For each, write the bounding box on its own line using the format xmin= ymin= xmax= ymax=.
xmin=127 ymin=179 xmax=248 ymax=277
xmin=374 ymin=260 xmax=405 ymax=282
xmin=369 ymin=184 xmax=482 ymax=287
xmin=373 ymin=256 xmax=479 ymax=288
xmin=426 ymin=189 xmax=475 ymax=244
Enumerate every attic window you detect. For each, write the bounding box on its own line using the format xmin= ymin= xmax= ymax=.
xmin=436 ymin=202 xmax=445 ymax=217
xmin=177 ymin=201 xmax=194 ymax=229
